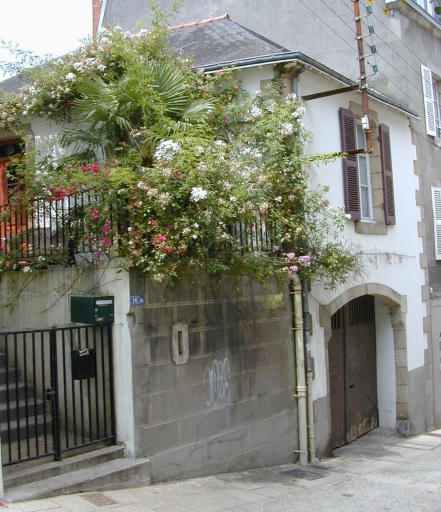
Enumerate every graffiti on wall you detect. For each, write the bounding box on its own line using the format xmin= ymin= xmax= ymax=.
xmin=203 ymin=357 xmax=231 ymax=408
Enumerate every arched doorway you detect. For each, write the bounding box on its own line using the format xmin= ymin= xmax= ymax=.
xmin=329 ymin=295 xmax=378 ymax=448
xmin=320 ymin=284 xmax=410 ymax=450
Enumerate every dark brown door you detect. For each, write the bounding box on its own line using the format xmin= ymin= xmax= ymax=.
xmin=329 ymin=296 xmax=378 ymax=449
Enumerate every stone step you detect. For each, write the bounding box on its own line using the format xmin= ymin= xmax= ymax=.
xmin=0 ymin=414 xmax=51 ymax=442
xmin=0 ymin=383 xmax=27 ymax=402
xmin=0 ymin=367 xmax=19 ymax=384
xmin=3 ymin=444 xmax=125 ymax=488
xmin=0 ymin=397 xmax=46 ymax=422
xmin=4 ymin=455 xmax=151 ymax=502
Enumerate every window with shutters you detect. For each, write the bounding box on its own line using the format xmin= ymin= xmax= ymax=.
xmin=421 ymin=65 xmax=441 ymax=138
xmin=432 ymin=187 xmax=441 ymax=260
xmin=339 ymin=104 xmax=396 ymax=233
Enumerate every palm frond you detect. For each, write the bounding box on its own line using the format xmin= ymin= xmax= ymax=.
xmin=181 ymin=100 xmax=214 ymax=121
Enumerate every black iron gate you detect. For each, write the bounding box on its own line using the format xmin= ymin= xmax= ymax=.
xmin=0 ymin=323 xmax=115 ymax=466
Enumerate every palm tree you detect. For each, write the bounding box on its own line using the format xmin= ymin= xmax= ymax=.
xmin=61 ymin=59 xmax=213 ymax=165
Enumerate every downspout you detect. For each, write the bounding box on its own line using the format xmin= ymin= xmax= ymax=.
xmin=293 ymin=65 xmax=316 ymax=463
xmin=302 ymin=280 xmax=316 ymax=463
xmin=290 ymin=275 xmax=308 ymax=465
xmin=292 ymin=65 xmax=305 ymax=98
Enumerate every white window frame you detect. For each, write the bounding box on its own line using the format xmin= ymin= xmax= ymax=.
xmin=356 ymin=123 xmax=373 ymax=222
xmin=432 ymin=187 xmax=441 ymax=260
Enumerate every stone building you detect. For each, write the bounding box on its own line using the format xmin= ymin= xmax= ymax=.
xmin=0 ymin=16 xmax=429 ymax=496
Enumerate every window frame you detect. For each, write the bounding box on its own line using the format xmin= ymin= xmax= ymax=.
xmin=432 ymin=77 xmax=441 ymax=138
xmin=356 ymin=123 xmax=374 ymax=222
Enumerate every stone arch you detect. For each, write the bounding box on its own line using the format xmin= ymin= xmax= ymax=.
xmin=319 ymin=283 xmax=410 ymax=434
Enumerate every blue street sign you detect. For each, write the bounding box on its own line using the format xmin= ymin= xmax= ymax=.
xmin=130 ymin=295 xmax=145 ymax=306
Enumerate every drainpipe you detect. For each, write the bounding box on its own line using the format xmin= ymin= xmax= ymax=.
xmin=290 ymin=274 xmax=308 ymax=465
xmin=293 ymin=65 xmax=316 ymax=463
xmin=302 ymin=279 xmax=316 ymax=463
xmin=292 ymin=65 xmax=305 ymax=98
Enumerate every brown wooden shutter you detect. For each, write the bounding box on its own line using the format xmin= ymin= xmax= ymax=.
xmin=379 ymin=124 xmax=396 ymax=225
xmin=339 ymin=108 xmax=360 ymax=221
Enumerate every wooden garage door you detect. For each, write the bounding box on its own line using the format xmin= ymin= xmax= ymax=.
xmin=329 ymin=296 xmax=378 ymax=449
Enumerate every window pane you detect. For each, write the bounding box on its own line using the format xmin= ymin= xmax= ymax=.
xmin=361 ymin=187 xmax=371 ymax=218
xmin=359 ymin=156 xmax=369 ymax=186
xmin=356 ymin=124 xmax=365 ymax=150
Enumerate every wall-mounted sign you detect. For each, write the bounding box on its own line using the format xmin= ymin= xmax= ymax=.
xmin=130 ymin=295 xmax=145 ymax=306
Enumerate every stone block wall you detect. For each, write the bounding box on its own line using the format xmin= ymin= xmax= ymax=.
xmin=128 ymin=275 xmax=298 ymax=482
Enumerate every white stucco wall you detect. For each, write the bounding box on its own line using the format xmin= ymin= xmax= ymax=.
xmin=375 ymin=297 xmax=397 ymax=428
xmin=233 ymin=65 xmax=427 ymax=409
xmin=299 ymin=70 xmax=427 ymax=375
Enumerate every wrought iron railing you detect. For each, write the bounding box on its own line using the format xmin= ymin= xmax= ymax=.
xmin=0 ymin=191 xmax=122 ymax=263
xmin=0 ymin=191 xmax=278 ymax=264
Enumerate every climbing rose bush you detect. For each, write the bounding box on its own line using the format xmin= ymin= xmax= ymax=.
xmin=0 ymin=17 xmax=356 ymax=286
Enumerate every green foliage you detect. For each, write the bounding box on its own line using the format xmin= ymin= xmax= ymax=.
xmin=0 ymin=10 xmax=356 ymax=287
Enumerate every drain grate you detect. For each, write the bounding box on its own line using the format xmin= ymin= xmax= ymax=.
xmin=280 ymin=468 xmax=328 ymax=480
xmin=82 ymin=492 xmax=118 ymax=506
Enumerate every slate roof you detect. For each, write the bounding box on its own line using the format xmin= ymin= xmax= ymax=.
xmin=167 ymin=14 xmax=289 ymax=68
xmin=0 ymin=15 xmax=418 ymax=118
xmin=0 ymin=76 xmax=26 ymax=94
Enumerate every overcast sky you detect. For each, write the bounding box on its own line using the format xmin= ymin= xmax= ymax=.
xmin=0 ymin=0 xmax=92 ymax=78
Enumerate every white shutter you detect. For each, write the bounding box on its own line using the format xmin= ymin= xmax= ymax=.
xmin=421 ymin=65 xmax=437 ymax=136
xmin=432 ymin=187 xmax=441 ymax=260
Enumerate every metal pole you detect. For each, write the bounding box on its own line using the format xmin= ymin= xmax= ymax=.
xmin=352 ymin=0 xmax=372 ymax=153
xmin=49 ymin=328 xmax=62 ymax=461
xmin=302 ymin=280 xmax=316 ymax=463
xmin=290 ymin=275 xmax=308 ymax=465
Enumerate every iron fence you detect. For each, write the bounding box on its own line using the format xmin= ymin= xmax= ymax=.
xmin=0 ymin=191 xmax=122 ymax=262
xmin=0 ymin=191 xmax=278 ymax=264
xmin=0 ymin=323 xmax=115 ymax=466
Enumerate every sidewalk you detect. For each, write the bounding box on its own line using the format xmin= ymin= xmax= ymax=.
xmin=6 ymin=428 xmax=441 ymax=512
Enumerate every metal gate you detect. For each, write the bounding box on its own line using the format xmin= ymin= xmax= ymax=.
xmin=0 ymin=323 xmax=115 ymax=466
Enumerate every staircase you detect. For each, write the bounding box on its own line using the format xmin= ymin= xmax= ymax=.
xmin=3 ymin=445 xmax=151 ymax=502
xmin=0 ymin=348 xmax=151 ymax=502
xmin=0 ymin=351 xmax=53 ymax=465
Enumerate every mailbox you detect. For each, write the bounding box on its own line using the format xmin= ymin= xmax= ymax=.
xmin=70 ymin=296 xmax=114 ymax=324
xmin=72 ymin=348 xmax=97 ymax=380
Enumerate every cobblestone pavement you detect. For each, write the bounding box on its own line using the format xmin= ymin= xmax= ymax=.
xmin=6 ymin=428 xmax=441 ymax=512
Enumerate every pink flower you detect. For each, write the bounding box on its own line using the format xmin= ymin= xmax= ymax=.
xmin=286 ymin=252 xmax=296 ymax=261
xmin=150 ymin=220 xmax=158 ymax=227
xmin=298 ymin=255 xmax=311 ymax=266
xmin=81 ymin=165 xmax=89 ymax=173
xmin=288 ymin=265 xmax=298 ymax=273
xmin=91 ymin=208 xmax=100 ymax=220
xmin=101 ymin=237 xmax=112 ymax=248
xmin=102 ymin=220 xmax=111 ymax=234
xmin=91 ymin=163 xmax=100 ymax=172
xmin=273 ymin=245 xmax=280 ymax=253
xmin=152 ymin=234 xmax=168 ymax=247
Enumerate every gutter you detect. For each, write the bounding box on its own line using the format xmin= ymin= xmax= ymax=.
xmin=202 ymin=51 xmax=419 ymax=119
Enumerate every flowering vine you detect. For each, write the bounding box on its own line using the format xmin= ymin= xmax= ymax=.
xmin=0 ymin=14 xmax=356 ymax=287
